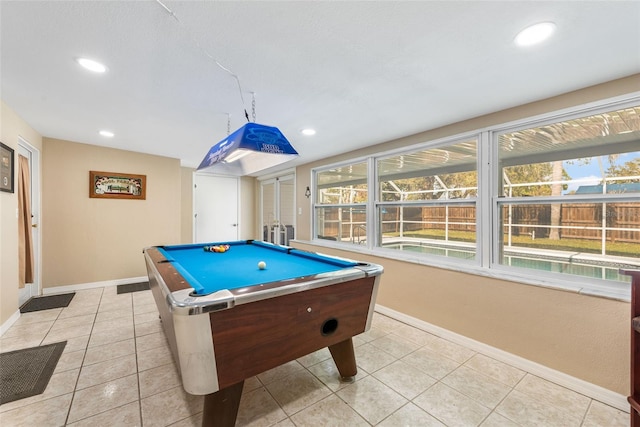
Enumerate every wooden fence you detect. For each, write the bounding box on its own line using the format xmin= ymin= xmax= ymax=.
xmin=560 ymin=203 xmax=639 ymax=243
xmin=321 ymin=204 xmax=640 ymax=243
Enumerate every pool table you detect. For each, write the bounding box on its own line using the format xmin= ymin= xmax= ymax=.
xmin=143 ymin=240 xmax=383 ymax=427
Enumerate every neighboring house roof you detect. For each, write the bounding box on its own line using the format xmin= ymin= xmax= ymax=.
xmin=575 ymin=183 xmax=640 ymax=194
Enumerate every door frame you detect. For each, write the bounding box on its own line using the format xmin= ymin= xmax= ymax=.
xmin=258 ymin=171 xmax=296 ymax=245
xmin=260 ymin=177 xmax=277 ymax=242
xmin=18 ymin=137 xmax=41 ymax=303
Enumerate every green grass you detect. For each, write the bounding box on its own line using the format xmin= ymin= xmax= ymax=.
xmin=384 ymin=229 xmax=640 ymax=258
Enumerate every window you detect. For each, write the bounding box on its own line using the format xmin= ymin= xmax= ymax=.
xmin=376 ymin=138 xmax=478 ymax=261
xmin=310 ymin=98 xmax=640 ymax=296
xmin=495 ymin=105 xmax=640 ymax=284
xmin=314 ymin=161 xmax=368 ymax=244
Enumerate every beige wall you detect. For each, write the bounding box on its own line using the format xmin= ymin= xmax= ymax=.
xmin=180 ymin=167 xmax=194 ymax=243
xmin=293 ymin=74 xmax=640 ymax=395
xmin=239 ymin=176 xmax=256 ymax=240
xmin=42 ymin=138 xmax=181 ymax=287
xmin=294 ymin=242 xmax=627 ymax=395
xmin=0 ymin=101 xmax=43 ymax=325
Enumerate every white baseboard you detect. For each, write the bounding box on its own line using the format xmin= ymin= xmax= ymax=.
xmin=375 ymin=304 xmax=629 ymax=413
xmin=0 ymin=310 xmax=21 ymax=338
xmin=41 ymin=276 xmax=148 ymax=295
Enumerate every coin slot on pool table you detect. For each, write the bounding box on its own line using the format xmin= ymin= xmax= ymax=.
xmin=321 ymin=318 xmax=339 ymax=336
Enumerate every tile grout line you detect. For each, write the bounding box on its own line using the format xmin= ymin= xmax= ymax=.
xmin=62 ymin=287 xmax=103 ymax=426
xmin=132 ymin=289 xmax=145 ymax=426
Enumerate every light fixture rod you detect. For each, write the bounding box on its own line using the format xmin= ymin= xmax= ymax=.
xmin=155 ymin=0 xmax=179 ymax=22
xmin=155 ymin=0 xmax=248 ymax=116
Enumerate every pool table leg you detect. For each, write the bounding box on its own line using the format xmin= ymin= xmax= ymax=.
xmin=328 ymin=338 xmax=358 ymax=379
xmin=202 ymin=380 xmax=244 ymax=427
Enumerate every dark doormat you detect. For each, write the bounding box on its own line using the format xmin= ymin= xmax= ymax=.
xmin=20 ymin=293 xmax=75 ymax=313
xmin=117 ymin=281 xmax=150 ymax=294
xmin=0 ymin=341 xmax=67 ymax=404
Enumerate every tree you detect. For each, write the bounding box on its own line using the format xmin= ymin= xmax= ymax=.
xmin=503 ymin=161 xmax=570 ymax=240
xmin=606 ymin=158 xmax=640 ymax=182
xmin=549 ymin=160 xmax=563 ymax=240
xmin=439 ymin=171 xmax=478 ymax=199
xmin=503 ymin=162 xmax=569 ymax=197
xmin=380 ymin=171 xmax=477 ymax=202
xmin=320 ymin=184 xmax=368 ymax=204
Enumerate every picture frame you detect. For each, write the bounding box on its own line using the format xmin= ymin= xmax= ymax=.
xmin=89 ymin=171 xmax=146 ymax=200
xmin=0 ymin=142 xmax=14 ymax=193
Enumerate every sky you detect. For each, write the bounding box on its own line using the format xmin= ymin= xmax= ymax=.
xmin=562 ymin=152 xmax=639 ymax=194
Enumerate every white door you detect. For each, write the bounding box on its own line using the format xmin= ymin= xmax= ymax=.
xmin=18 ymin=140 xmax=40 ymax=306
xmin=193 ymin=174 xmax=239 ymax=242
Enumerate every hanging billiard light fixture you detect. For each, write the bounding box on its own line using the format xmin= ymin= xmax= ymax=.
xmin=197 ymin=94 xmax=299 ymax=175
xmin=197 ymin=122 xmax=299 ymax=176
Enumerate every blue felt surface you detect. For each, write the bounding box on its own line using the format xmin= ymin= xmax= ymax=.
xmin=159 ymin=241 xmax=356 ymax=294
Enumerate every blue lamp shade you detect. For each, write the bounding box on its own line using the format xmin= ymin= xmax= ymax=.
xmin=197 ymin=123 xmax=299 ymax=176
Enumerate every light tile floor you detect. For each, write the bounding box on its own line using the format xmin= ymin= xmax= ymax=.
xmin=0 ymin=286 xmax=629 ymax=426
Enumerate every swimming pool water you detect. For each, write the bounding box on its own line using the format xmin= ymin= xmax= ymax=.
xmin=383 ymin=242 xmax=636 ymax=283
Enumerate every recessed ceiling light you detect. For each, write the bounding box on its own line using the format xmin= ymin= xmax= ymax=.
xmin=99 ymin=130 xmax=114 ymax=137
xmin=301 ymin=128 xmax=316 ymax=136
xmin=76 ymin=57 xmax=108 ymax=73
xmin=515 ymin=22 xmax=556 ymax=47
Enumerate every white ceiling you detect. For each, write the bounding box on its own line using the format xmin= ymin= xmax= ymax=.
xmin=2 ymin=1 xmax=639 ymax=176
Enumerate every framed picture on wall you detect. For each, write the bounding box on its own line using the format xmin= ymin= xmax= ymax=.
xmin=89 ymin=171 xmax=146 ymax=200
xmin=0 ymin=142 xmax=14 ymax=193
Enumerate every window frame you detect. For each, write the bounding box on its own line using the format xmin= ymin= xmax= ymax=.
xmin=309 ymin=93 xmax=640 ymax=300
xmin=373 ymin=133 xmax=481 ymax=267
xmin=312 ymin=157 xmax=370 ymax=245
xmin=488 ymin=97 xmax=640 ymax=298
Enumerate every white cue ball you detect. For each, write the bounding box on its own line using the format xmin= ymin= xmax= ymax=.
xmin=258 ymin=261 xmax=266 ymax=270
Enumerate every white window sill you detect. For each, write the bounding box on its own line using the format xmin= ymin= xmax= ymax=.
xmin=292 ymin=239 xmax=631 ymax=302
